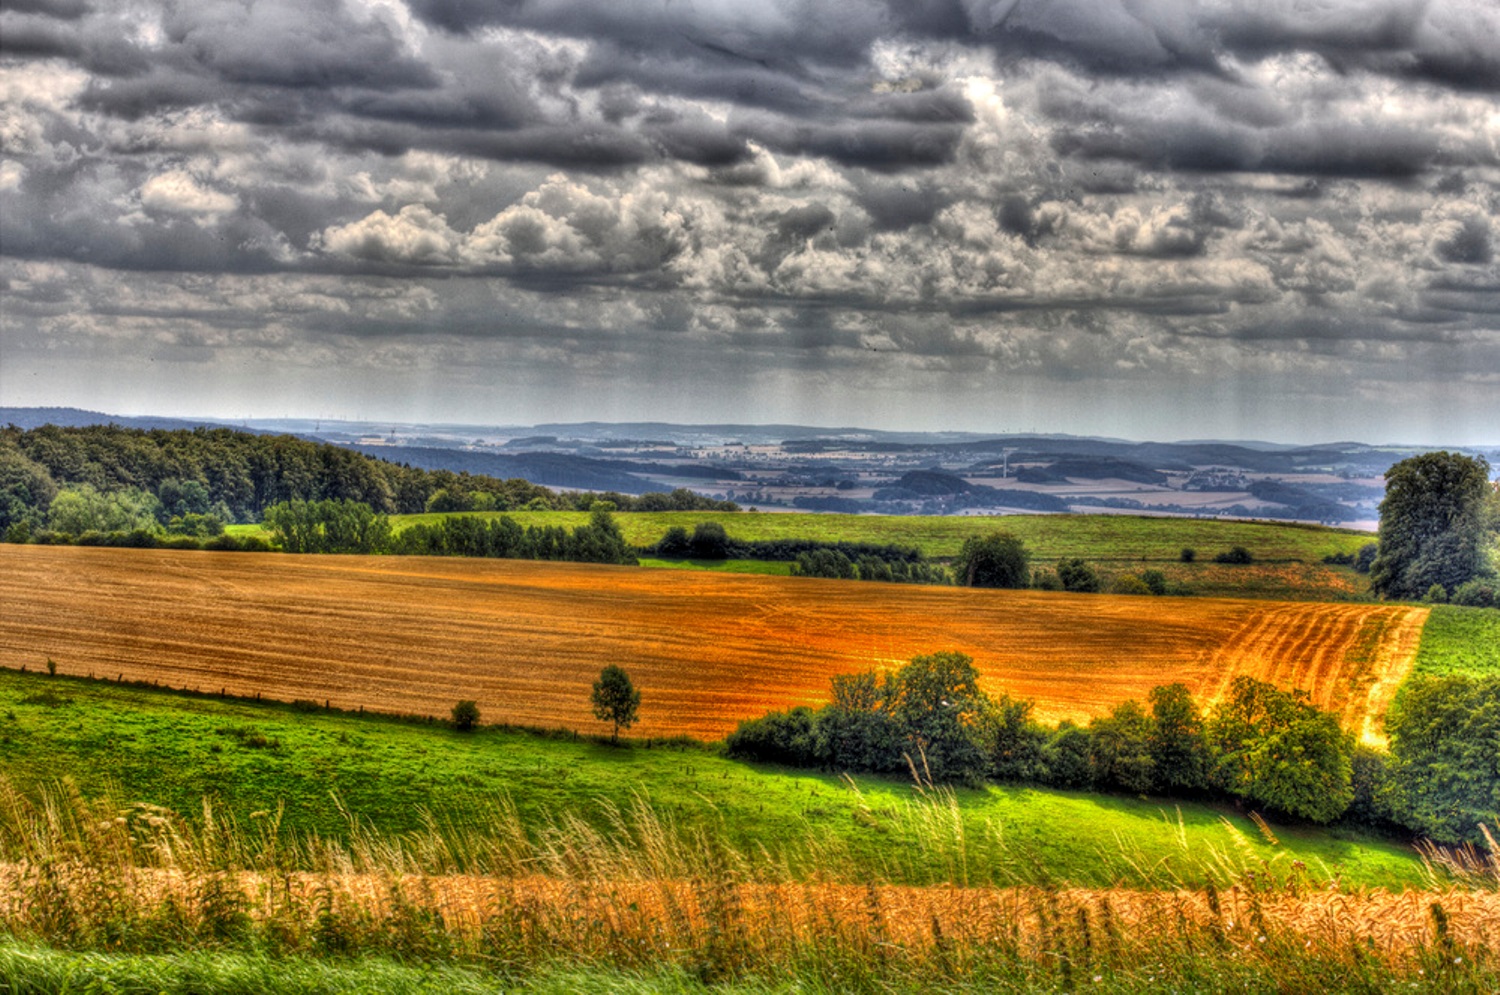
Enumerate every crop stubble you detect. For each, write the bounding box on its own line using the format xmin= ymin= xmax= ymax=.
xmin=0 ymin=546 xmax=1427 ymax=740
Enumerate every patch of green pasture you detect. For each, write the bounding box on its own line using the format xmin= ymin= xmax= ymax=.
xmin=0 ymin=669 xmax=1426 ymax=890
xmin=637 ymin=557 xmax=791 ymax=576
xmin=1410 ymin=604 xmax=1500 ymax=678
xmin=408 ymin=510 xmax=1372 ymax=564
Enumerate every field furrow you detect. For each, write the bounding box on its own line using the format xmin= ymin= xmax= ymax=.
xmin=0 ymin=546 xmax=1427 ymax=740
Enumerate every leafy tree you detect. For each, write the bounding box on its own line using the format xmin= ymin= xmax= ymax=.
xmin=1148 ymin=683 xmax=1208 ymax=793
xmin=1055 ymin=558 xmax=1101 ymax=593
xmin=1141 ymin=569 xmax=1168 ymax=595
xmin=953 ymin=531 xmax=1030 ymax=588
xmin=977 ymin=694 xmax=1049 ymax=782
xmin=689 ymin=521 xmax=731 ymax=559
xmin=48 ymin=485 xmax=163 ymax=535
xmin=725 ymin=707 xmax=823 ymax=766
xmin=591 ymin=665 xmax=641 ymax=744
xmin=1110 ymin=574 xmax=1152 ymax=595
xmin=1370 ymin=452 xmax=1496 ymax=599
xmin=654 ymin=525 xmax=691 ymax=557
xmin=1041 ymin=722 xmax=1094 ymax=788
xmin=263 ymin=499 xmax=391 ymax=554
xmin=1385 ymin=675 xmax=1500 ymax=845
xmin=450 ymin=700 xmax=480 ymax=732
xmin=0 ymin=440 xmax=57 ymax=532
xmin=1088 ymin=700 xmax=1155 ymax=793
xmin=886 ymin=651 xmax=990 ymax=781
xmin=1205 ymin=677 xmax=1354 ymax=823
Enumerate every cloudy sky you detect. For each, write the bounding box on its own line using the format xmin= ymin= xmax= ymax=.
xmin=1 ymin=0 xmax=1497 ymax=443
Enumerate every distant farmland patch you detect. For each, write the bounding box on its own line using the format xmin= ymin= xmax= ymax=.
xmin=0 ymin=546 xmax=1423 ymax=741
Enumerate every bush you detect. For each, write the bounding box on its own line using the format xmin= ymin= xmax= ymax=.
xmin=450 ymin=700 xmax=480 ymax=732
xmin=1423 ymin=583 xmax=1448 ymax=604
xmin=1141 ymin=569 xmax=1168 ymax=596
xmin=1055 ymin=558 xmax=1101 ymax=593
xmin=724 ymin=708 xmax=823 ymax=767
xmin=689 ymin=521 xmax=731 ymax=559
xmin=1214 ymin=546 xmax=1253 ymax=565
xmin=1449 ymin=578 xmax=1499 ymax=608
xmin=1180 ymin=547 xmax=1196 ymax=563
xmin=1354 ymin=542 xmax=1378 ymax=574
xmin=1031 ymin=569 xmax=1061 ymax=591
xmin=1110 ymin=574 xmax=1152 ymax=596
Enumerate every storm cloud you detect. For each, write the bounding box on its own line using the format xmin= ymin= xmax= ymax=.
xmin=0 ymin=0 xmax=1496 ymax=441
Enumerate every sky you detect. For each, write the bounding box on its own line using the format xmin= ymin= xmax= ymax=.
xmin=1 ymin=0 xmax=1498 ymax=444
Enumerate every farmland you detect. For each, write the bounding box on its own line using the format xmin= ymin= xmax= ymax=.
xmin=229 ymin=510 xmax=1376 ymax=600
xmin=0 ymin=544 xmax=1422 ymax=740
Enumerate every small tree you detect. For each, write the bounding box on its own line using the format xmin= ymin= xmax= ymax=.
xmin=953 ymin=531 xmax=1030 ymax=588
xmin=451 ymin=699 xmax=480 ymax=732
xmin=592 ymin=665 xmax=641 ymax=744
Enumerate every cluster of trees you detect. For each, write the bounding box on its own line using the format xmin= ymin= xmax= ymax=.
xmin=951 ymin=532 xmax=1175 ymax=596
xmin=789 ymin=548 xmax=951 ymax=585
xmin=726 ymin=654 xmax=1498 ymax=840
xmin=0 ymin=425 xmax=738 ymax=540
xmin=648 ymin=521 xmax=946 ymax=583
xmin=261 ymin=501 xmax=638 ymax=565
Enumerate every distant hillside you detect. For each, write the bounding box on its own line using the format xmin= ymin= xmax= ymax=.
xmin=0 ymin=407 xmax=247 ymax=433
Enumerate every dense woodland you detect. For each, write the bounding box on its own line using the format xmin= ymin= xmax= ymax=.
xmin=0 ymin=424 xmax=734 ymax=538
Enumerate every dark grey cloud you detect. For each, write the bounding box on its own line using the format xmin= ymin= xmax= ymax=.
xmin=2 ymin=0 xmax=1497 ymax=443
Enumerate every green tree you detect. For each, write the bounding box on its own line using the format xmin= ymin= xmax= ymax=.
xmin=1370 ymin=452 xmax=1496 ymax=599
xmin=1385 ymin=676 xmax=1500 ymax=845
xmin=1205 ymin=677 xmax=1353 ymax=823
xmin=592 ymin=665 xmax=641 ymax=744
xmin=450 ymin=700 xmax=480 ymax=732
xmin=1148 ymin=683 xmax=1208 ymax=793
xmin=887 ymin=651 xmax=990 ymax=781
xmin=952 ymin=531 xmax=1030 ymax=588
xmin=1088 ymin=700 xmax=1155 ymax=794
xmin=1055 ymin=558 xmax=1101 ymax=593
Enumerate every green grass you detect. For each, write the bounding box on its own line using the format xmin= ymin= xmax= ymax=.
xmin=394 ymin=510 xmax=1374 ymax=563
xmin=637 ymin=557 xmax=792 ymax=576
xmin=4 ymin=938 xmax=1495 ymax=995
xmin=1410 ymin=605 xmax=1500 ymax=678
xmin=232 ymin=512 xmax=1374 ymax=599
xmin=0 ymin=669 xmax=1427 ymax=890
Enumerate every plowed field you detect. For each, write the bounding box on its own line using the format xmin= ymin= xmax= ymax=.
xmin=0 ymin=546 xmax=1427 ymax=740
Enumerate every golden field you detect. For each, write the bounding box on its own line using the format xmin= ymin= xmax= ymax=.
xmin=0 ymin=545 xmax=1427 ymax=740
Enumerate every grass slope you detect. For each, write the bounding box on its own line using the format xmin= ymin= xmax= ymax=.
xmin=1409 ymin=605 xmax=1500 ymax=679
xmin=0 ymin=669 xmax=1426 ymax=890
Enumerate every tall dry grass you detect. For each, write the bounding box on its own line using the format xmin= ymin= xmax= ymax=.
xmin=1 ymin=777 xmax=1496 ymax=990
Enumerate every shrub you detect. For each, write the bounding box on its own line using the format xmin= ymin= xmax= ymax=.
xmin=1424 ymin=583 xmax=1449 ymax=604
xmin=1449 ymin=578 xmax=1499 ymax=608
xmin=1110 ymin=574 xmax=1152 ymax=596
xmin=1180 ymin=547 xmax=1196 ymax=563
xmin=1385 ymin=675 xmax=1500 ymax=845
xmin=450 ymin=700 xmax=480 ymax=732
xmin=1141 ymin=569 xmax=1168 ymax=595
xmin=724 ymin=708 xmax=823 ymax=766
xmin=1055 ymin=558 xmax=1101 ymax=593
xmin=1031 ymin=569 xmax=1061 ymax=591
xmin=1214 ymin=546 xmax=1253 ymax=565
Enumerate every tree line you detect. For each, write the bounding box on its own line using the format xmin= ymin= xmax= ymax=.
xmin=725 ymin=652 xmax=1499 ymax=845
xmin=0 ymin=424 xmax=734 ymax=542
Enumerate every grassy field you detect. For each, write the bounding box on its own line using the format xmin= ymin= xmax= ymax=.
xmin=1408 ymin=605 xmax=1500 ymax=679
xmin=638 ymin=557 xmax=792 ymax=576
xmin=0 ymin=668 xmax=1429 ymax=890
xmin=229 ymin=511 xmax=1376 ymax=600
xmin=0 ymin=545 xmax=1424 ymax=739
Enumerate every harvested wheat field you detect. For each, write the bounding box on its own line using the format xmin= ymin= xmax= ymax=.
xmin=0 ymin=545 xmax=1427 ymax=740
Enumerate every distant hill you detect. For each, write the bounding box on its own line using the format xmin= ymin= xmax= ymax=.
xmin=0 ymin=407 xmax=248 ymax=433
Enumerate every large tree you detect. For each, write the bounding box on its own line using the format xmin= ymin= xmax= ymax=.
xmin=953 ymin=531 xmax=1030 ymax=588
xmin=1370 ymin=451 xmax=1496 ymax=600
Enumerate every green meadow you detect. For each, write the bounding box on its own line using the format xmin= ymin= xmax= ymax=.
xmin=0 ymin=668 xmax=1426 ymax=891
